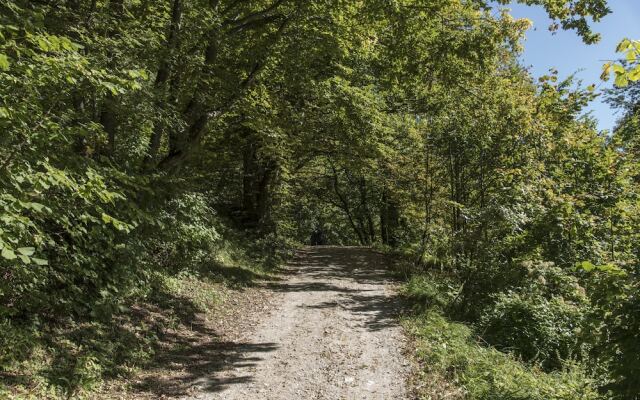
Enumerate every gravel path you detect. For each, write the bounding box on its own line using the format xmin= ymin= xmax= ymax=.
xmin=186 ymin=246 xmax=411 ymax=400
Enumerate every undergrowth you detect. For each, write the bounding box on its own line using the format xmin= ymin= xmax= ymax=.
xmin=402 ymin=273 xmax=604 ymax=400
xmin=404 ymin=310 xmax=600 ymax=400
xmin=0 ymin=227 xmax=286 ymax=400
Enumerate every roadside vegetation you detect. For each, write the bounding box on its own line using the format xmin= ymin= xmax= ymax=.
xmin=402 ymin=272 xmax=603 ymax=399
xmin=1 ymin=0 xmax=639 ymax=399
xmin=1 ymin=208 xmax=283 ymax=399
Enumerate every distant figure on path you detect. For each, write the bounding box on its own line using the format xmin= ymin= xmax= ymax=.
xmin=310 ymin=226 xmax=327 ymax=246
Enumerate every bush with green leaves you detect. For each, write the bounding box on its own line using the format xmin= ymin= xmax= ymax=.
xmin=479 ymin=291 xmax=586 ymax=370
xmin=406 ymin=311 xmax=601 ymax=400
xmin=578 ymin=263 xmax=640 ymax=398
xmin=445 ymin=259 xmax=590 ymax=371
xmin=148 ymin=191 xmax=222 ymax=273
xmin=0 ymin=162 xmax=142 ymax=319
xmin=403 ymin=274 xmax=459 ymax=311
xmin=603 ymin=278 xmax=640 ymax=398
xmin=403 ymin=260 xmax=592 ymax=372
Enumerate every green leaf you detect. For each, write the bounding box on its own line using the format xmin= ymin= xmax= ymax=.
xmin=629 ymin=66 xmax=640 ymax=82
xmin=17 ymin=247 xmax=35 ymax=256
xmin=577 ymin=261 xmax=627 ymax=276
xmin=101 ymin=213 xmax=130 ymax=232
xmin=27 ymin=202 xmax=46 ymax=212
xmin=617 ymin=38 xmax=631 ymax=52
xmin=596 ymin=263 xmax=627 ymax=276
xmin=600 ymin=62 xmax=611 ymax=81
xmin=37 ymin=37 xmax=49 ymax=51
xmin=613 ymin=64 xmax=626 ymax=75
xmin=32 ymin=258 xmax=49 ymax=266
xmin=626 ymin=49 xmax=637 ymax=63
xmin=18 ymin=254 xmax=30 ymax=264
xmin=615 ymin=73 xmax=629 ymax=88
xmin=576 ymin=261 xmax=595 ymax=272
xmin=101 ymin=213 xmax=113 ymax=224
xmin=102 ymin=82 xmax=120 ymax=96
xmin=1 ymin=247 xmax=17 ymax=260
xmin=0 ymin=53 xmax=9 ymax=71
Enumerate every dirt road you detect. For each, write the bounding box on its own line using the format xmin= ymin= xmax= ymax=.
xmin=186 ymin=246 xmax=411 ymax=400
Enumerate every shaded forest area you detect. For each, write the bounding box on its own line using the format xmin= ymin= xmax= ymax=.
xmin=0 ymin=0 xmax=639 ymax=398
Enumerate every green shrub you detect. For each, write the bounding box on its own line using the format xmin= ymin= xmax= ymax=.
xmin=148 ymin=192 xmax=221 ymax=273
xmin=479 ymin=291 xmax=586 ymax=370
xmin=403 ymin=274 xmax=458 ymax=311
xmin=0 ymin=161 xmax=145 ymax=326
xmin=582 ymin=267 xmax=640 ymax=398
xmin=406 ymin=311 xmax=601 ymax=400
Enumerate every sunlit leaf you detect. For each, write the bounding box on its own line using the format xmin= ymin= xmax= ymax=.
xmin=17 ymin=247 xmax=35 ymax=256
xmin=615 ymin=73 xmax=629 ymax=87
xmin=1 ymin=247 xmax=17 ymax=260
xmin=629 ymin=65 xmax=640 ymax=81
xmin=616 ymin=38 xmax=631 ymax=52
xmin=32 ymin=258 xmax=49 ymax=266
xmin=0 ymin=53 xmax=10 ymax=71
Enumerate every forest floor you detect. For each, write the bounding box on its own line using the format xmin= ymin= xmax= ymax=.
xmin=106 ymin=246 xmax=412 ymax=399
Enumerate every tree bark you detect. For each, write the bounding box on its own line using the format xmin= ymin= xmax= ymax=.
xmin=331 ymin=165 xmax=365 ymax=245
xmin=98 ymin=0 xmax=124 ymax=158
xmin=144 ymin=0 xmax=183 ymax=169
xmin=99 ymin=93 xmax=117 ymax=156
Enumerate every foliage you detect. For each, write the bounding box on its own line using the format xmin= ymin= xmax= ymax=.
xmin=479 ymin=291 xmax=586 ymax=370
xmin=602 ymin=39 xmax=640 ymax=87
xmin=148 ymin=191 xmax=221 ymax=273
xmin=0 ymin=0 xmax=637 ymax=398
xmin=405 ymin=311 xmax=600 ymax=400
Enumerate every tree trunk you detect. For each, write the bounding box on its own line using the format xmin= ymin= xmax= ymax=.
xmin=256 ymin=161 xmax=277 ymax=230
xmin=331 ymin=165 xmax=365 ymax=244
xmin=380 ymin=191 xmax=399 ymax=247
xmin=100 ymin=93 xmax=117 ymax=156
xmin=144 ymin=0 xmax=183 ymax=169
xmin=358 ymin=178 xmax=375 ymax=244
xmin=242 ymin=141 xmax=258 ymax=218
xmin=98 ymin=0 xmax=124 ymax=158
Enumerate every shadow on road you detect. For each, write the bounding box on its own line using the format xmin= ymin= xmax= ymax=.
xmin=128 ymin=246 xmax=403 ymax=397
xmin=132 ymin=316 xmax=279 ymax=396
xmin=285 ymin=246 xmax=406 ymax=332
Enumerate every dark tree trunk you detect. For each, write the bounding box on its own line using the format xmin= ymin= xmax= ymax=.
xmin=100 ymin=93 xmax=117 ymax=156
xmin=380 ymin=191 xmax=399 ymax=247
xmin=144 ymin=0 xmax=183 ymax=169
xmin=242 ymin=141 xmax=258 ymax=218
xmin=358 ymin=178 xmax=375 ymax=244
xmin=380 ymin=198 xmax=388 ymax=245
xmin=239 ymin=129 xmax=277 ymax=232
xmin=97 ymin=0 xmax=124 ymax=157
xmin=380 ymin=191 xmax=390 ymax=245
xmin=256 ymin=161 xmax=277 ymax=230
xmin=331 ymin=165 xmax=365 ymax=244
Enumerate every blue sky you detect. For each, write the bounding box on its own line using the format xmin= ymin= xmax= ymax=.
xmin=498 ymin=1 xmax=640 ymax=132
